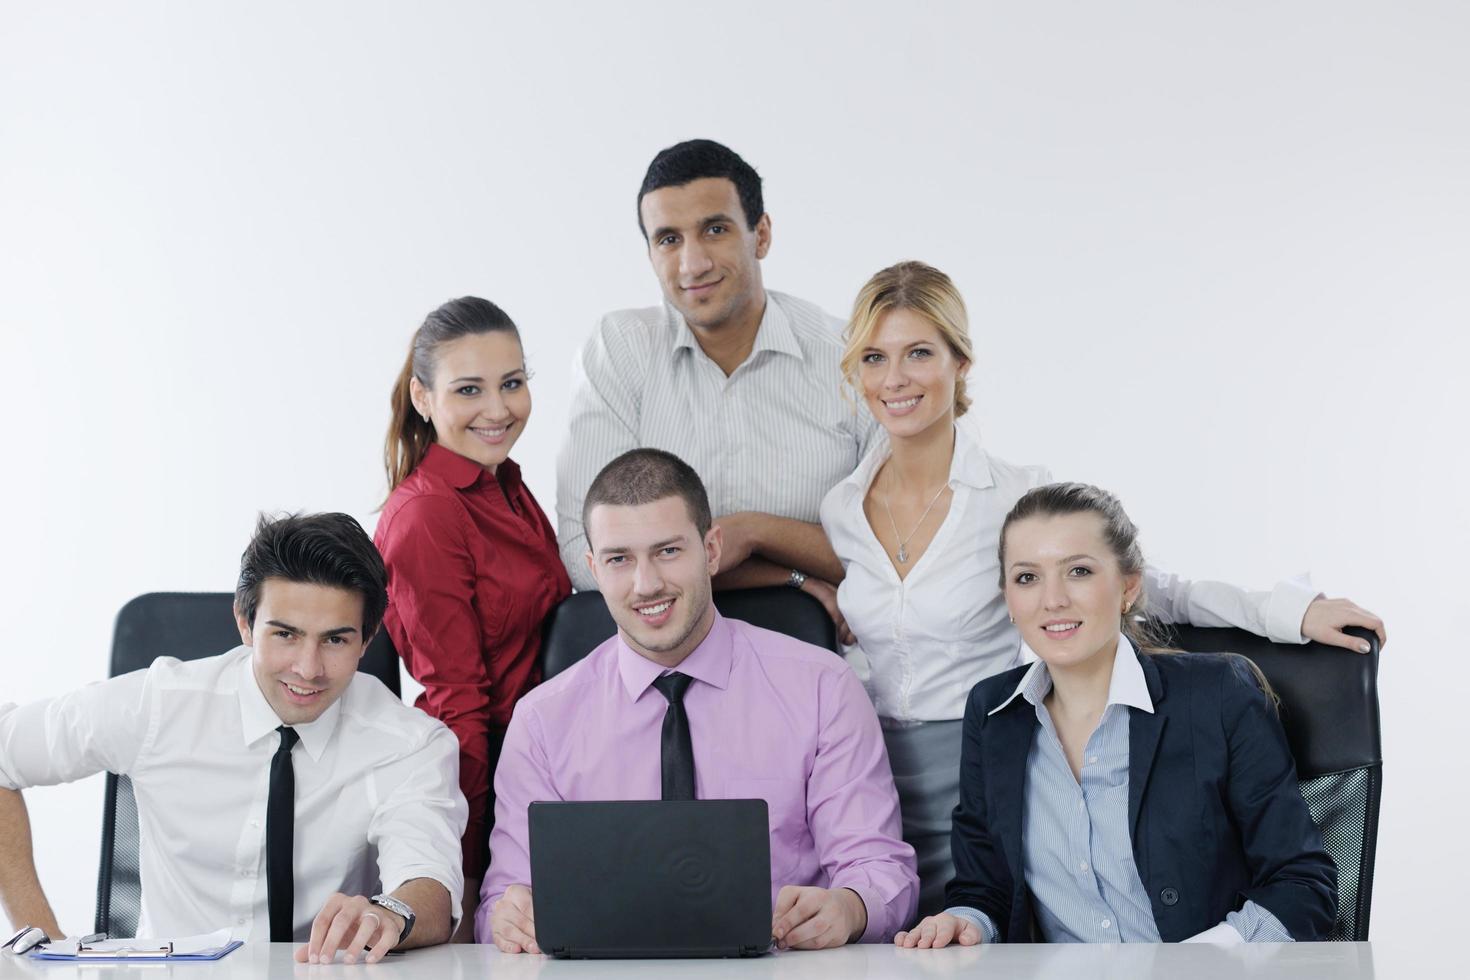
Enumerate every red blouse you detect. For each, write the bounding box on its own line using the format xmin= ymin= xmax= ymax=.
xmin=375 ymin=443 xmax=571 ymax=878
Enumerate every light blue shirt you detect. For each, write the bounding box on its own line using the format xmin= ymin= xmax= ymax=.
xmin=948 ymin=636 xmax=1292 ymax=943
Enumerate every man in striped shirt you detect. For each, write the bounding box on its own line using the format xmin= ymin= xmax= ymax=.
xmin=555 ymin=139 xmax=875 ymax=634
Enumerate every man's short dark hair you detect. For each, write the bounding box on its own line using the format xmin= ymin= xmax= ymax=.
xmin=583 ymin=449 xmax=713 ymax=548
xmin=637 ymin=139 xmax=764 ymax=239
xmin=235 ymin=512 xmax=388 ymax=637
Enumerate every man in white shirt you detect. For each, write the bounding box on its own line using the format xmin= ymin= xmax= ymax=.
xmin=555 ymin=139 xmax=874 ymax=635
xmin=0 ymin=513 xmax=466 ymax=965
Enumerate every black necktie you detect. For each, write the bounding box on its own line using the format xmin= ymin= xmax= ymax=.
xmin=266 ymin=725 xmax=299 ymax=942
xmin=651 ymin=673 xmax=695 ymax=801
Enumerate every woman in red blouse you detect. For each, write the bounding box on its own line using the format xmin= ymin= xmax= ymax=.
xmin=375 ymin=296 xmax=571 ymax=935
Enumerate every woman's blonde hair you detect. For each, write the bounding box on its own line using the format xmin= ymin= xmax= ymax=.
xmin=840 ymin=260 xmax=974 ymax=417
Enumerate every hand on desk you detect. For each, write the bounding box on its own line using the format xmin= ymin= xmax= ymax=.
xmin=894 ymin=912 xmax=982 ymax=949
xmin=294 ymin=892 xmax=402 ymax=965
xmin=490 ymin=884 xmax=539 ymax=954
xmin=771 ymin=885 xmax=866 ymax=950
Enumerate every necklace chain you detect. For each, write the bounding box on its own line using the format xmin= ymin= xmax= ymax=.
xmin=882 ymin=475 xmax=950 ymax=565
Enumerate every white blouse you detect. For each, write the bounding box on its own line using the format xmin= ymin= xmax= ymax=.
xmin=819 ymin=416 xmax=1318 ymax=725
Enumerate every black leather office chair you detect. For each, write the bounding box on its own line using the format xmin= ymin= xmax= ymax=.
xmin=94 ymin=592 xmax=401 ymax=937
xmin=1163 ymin=625 xmax=1382 ymax=941
xmin=539 ymin=587 xmax=839 ymax=680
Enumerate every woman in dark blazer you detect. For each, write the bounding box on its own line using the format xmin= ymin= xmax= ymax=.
xmin=896 ymin=483 xmax=1336 ymax=947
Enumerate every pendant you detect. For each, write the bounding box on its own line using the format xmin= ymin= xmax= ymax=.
xmin=897 ymin=545 xmax=908 ymax=564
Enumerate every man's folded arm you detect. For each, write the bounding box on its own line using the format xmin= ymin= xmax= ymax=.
xmin=556 ymin=317 xmax=646 ymax=592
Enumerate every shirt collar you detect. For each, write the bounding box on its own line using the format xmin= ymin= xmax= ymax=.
xmin=235 ymin=646 xmax=345 ymax=762
xmin=669 ymin=292 xmax=805 ymax=363
xmin=988 ymin=634 xmax=1155 ymax=716
xmin=617 ymin=610 xmax=734 ymax=701
xmin=840 ymin=416 xmax=997 ymax=497
xmin=418 ymin=442 xmax=493 ymax=490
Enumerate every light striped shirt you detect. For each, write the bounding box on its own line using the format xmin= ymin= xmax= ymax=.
xmin=947 ymin=637 xmax=1292 ymax=944
xmin=555 ymin=290 xmax=877 ymax=590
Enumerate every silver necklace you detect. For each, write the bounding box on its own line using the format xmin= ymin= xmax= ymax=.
xmin=882 ymin=476 xmax=950 ymax=564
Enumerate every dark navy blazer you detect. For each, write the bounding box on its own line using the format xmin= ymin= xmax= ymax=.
xmin=946 ymin=652 xmax=1337 ymax=942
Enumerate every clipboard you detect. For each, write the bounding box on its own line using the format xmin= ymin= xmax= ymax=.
xmin=30 ymin=930 xmax=243 ymax=961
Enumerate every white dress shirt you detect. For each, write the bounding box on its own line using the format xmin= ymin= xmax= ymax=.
xmin=0 ymin=647 xmax=466 ymax=941
xmin=555 ymin=289 xmax=878 ymax=590
xmin=819 ymin=415 xmax=1319 ymax=725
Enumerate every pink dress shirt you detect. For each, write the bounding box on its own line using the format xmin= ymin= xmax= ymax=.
xmin=477 ymin=612 xmax=918 ymax=943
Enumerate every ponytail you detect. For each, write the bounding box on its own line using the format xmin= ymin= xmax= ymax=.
xmin=384 ymin=341 xmax=438 ymax=494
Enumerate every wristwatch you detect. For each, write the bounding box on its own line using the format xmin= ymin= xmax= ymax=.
xmin=787 ymin=569 xmax=808 ymax=589
xmin=369 ymin=894 xmax=415 ymax=945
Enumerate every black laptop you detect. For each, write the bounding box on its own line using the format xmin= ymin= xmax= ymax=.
xmin=528 ymin=799 xmax=773 ymax=958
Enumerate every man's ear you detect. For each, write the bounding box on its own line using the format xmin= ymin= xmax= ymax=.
xmin=753 ymin=213 xmax=772 ymax=260
xmin=584 ymin=549 xmax=598 ymax=586
xmin=704 ymin=524 xmax=724 ymax=576
xmin=234 ymin=604 xmax=253 ymax=647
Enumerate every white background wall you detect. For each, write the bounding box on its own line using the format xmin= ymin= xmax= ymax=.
xmin=2 ymin=0 xmax=1464 ymax=942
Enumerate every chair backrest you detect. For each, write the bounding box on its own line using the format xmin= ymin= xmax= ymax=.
xmin=1162 ymin=624 xmax=1382 ymax=941
xmin=95 ymin=592 xmax=401 ymax=936
xmin=539 ymin=587 xmax=838 ymax=680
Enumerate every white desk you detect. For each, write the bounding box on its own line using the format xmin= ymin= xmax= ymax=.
xmin=0 ymin=942 xmax=1443 ymax=979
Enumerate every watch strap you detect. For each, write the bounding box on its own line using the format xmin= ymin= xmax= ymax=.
xmin=369 ymin=893 xmax=415 ymax=945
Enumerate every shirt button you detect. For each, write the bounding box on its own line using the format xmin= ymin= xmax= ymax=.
xmin=1079 ymin=861 xmax=1089 ymax=872
xmin=250 ymin=819 xmax=261 ymax=829
xmin=1101 ymin=919 xmax=1112 ymax=930
xmin=1078 ymin=800 xmax=1086 ymax=811
xmin=236 ymin=916 xmax=246 ymax=926
xmin=1088 ymin=755 xmax=1099 ymax=764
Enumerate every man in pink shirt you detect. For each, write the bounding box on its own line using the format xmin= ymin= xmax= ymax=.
xmin=478 ymin=449 xmax=917 ymax=951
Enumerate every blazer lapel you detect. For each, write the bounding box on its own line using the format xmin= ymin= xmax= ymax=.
xmin=1128 ymin=655 xmax=1168 ymax=846
xmin=984 ymin=703 xmax=1036 ymax=884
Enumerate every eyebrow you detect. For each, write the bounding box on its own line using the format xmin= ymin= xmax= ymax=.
xmin=863 ymin=340 xmax=936 ymax=353
xmin=448 ymin=375 xmax=483 ymax=384
xmin=263 ymin=620 xmax=358 ymax=638
xmin=649 ymin=213 xmax=737 ymax=241
xmin=596 ymin=534 xmax=688 ymax=557
xmin=1008 ymin=554 xmax=1099 ymax=569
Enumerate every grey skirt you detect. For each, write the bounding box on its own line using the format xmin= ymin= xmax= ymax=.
xmin=883 ymin=719 xmax=965 ymax=921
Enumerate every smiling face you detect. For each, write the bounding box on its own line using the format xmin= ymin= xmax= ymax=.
xmin=1001 ymin=512 xmax=1142 ymax=672
xmin=857 ymin=307 xmax=969 ymax=442
xmin=640 ymin=177 xmax=770 ymax=333
xmin=239 ymin=578 xmax=368 ymax=725
xmin=410 ymin=331 xmax=529 ymax=473
xmin=585 ymin=494 xmax=721 ymax=668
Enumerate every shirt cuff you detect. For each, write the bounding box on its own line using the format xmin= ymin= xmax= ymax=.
xmin=844 ymin=883 xmax=888 ymax=944
xmin=1264 ymin=574 xmax=1320 ymax=644
xmin=1225 ymin=900 xmax=1296 ymax=942
xmin=943 ymin=906 xmax=999 ymax=945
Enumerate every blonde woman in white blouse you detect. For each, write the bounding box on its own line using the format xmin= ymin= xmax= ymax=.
xmin=818 ymin=261 xmax=1386 ymax=919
